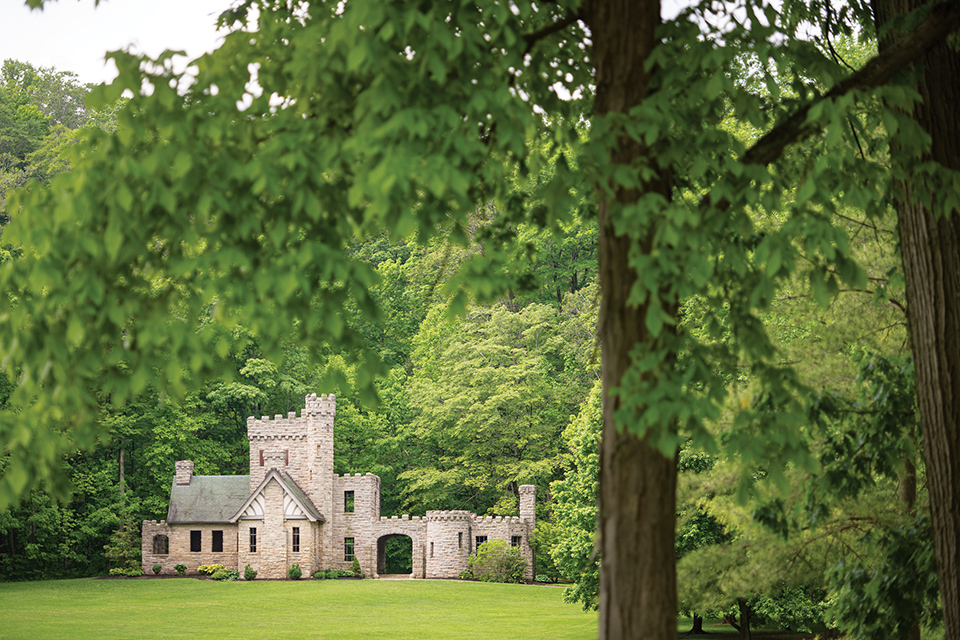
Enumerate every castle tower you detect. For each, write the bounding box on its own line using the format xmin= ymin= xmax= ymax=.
xmin=304 ymin=393 xmax=336 ymax=521
xmin=425 ymin=511 xmax=473 ymax=578
xmin=519 ymin=485 xmax=536 ymax=523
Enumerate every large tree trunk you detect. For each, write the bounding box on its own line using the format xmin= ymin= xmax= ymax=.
xmin=872 ymin=1 xmax=960 ymax=636
xmin=590 ymin=1 xmax=679 ymax=639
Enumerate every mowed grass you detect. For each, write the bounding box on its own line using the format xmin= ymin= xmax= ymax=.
xmin=0 ymin=577 xmax=598 ymax=640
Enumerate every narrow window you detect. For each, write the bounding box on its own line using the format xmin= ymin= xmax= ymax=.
xmin=430 ymin=542 xmax=434 ymax=558
xmin=285 ymin=449 xmax=289 ymax=465
xmin=190 ymin=530 xmax=201 ymax=552
xmin=212 ymin=530 xmax=224 ymax=553
xmin=250 ymin=527 xmax=257 ymax=553
xmin=292 ymin=527 xmax=300 ymax=553
xmin=344 ymin=537 xmax=355 ymax=561
xmin=344 ymin=490 xmax=355 ymax=513
xmin=511 ymin=535 xmax=522 ymax=547
xmin=458 ymin=532 xmax=463 ymax=549
xmin=259 ymin=450 xmax=264 ymax=467
xmin=475 ymin=536 xmax=488 ymax=552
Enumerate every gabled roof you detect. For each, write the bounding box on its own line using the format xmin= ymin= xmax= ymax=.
xmin=228 ymin=469 xmax=325 ymax=523
xmin=167 ymin=475 xmax=250 ymax=523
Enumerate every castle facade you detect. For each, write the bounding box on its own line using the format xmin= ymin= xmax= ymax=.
xmin=141 ymin=394 xmax=536 ymax=579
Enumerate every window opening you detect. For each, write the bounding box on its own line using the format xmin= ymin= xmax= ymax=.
xmin=430 ymin=542 xmax=434 ymax=558
xmin=292 ymin=527 xmax=300 ymax=553
xmin=511 ymin=535 xmax=522 ymax=547
xmin=190 ymin=530 xmax=201 ymax=552
xmin=344 ymin=537 xmax=355 ymax=561
xmin=475 ymin=536 xmax=488 ymax=553
xmin=259 ymin=450 xmax=264 ymax=467
xmin=285 ymin=449 xmax=289 ymax=465
xmin=344 ymin=490 xmax=355 ymax=513
xmin=458 ymin=532 xmax=462 ymax=549
xmin=250 ymin=527 xmax=257 ymax=553
xmin=153 ymin=534 xmax=169 ymax=555
xmin=212 ymin=530 xmax=224 ymax=553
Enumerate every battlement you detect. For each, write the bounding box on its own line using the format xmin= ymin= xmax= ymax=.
xmin=474 ymin=515 xmax=522 ymax=523
xmin=246 ymin=411 xmax=308 ymax=440
xmin=519 ymin=485 xmax=536 ymax=495
xmin=304 ymin=393 xmax=336 ymax=416
xmin=337 ymin=472 xmax=380 ymax=479
xmin=425 ymin=510 xmax=474 ymax=522
xmin=379 ymin=514 xmax=424 ymax=522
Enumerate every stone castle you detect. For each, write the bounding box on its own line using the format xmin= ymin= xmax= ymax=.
xmin=142 ymin=394 xmax=536 ymax=579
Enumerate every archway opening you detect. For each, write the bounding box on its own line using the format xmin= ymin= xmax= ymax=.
xmin=377 ymin=534 xmax=412 ymax=575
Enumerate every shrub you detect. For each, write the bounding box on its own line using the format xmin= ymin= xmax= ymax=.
xmin=326 ymin=569 xmax=338 ymax=580
xmin=174 ymin=564 xmax=187 ymax=576
xmin=211 ymin=568 xmax=239 ymax=581
xmin=152 ymin=564 xmax=163 ymax=575
xmin=289 ymin=563 xmax=302 ymax=580
xmin=244 ymin=564 xmax=258 ymax=581
xmin=313 ymin=570 xmax=325 ymax=580
xmin=459 ymin=570 xmax=474 ymax=580
xmin=197 ymin=564 xmax=225 ymax=576
xmin=468 ymin=539 xmax=526 ymax=584
xmin=109 ymin=567 xmax=144 ymax=577
xmin=351 ymin=557 xmax=363 ymax=578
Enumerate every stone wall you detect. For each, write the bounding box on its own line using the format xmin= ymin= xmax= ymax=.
xmin=141 ymin=520 xmax=172 ymax=574
xmin=473 ymin=514 xmax=535 ymax=580
xmin=326 ymin=473 xmax=381 ymax=573
xmin=370 ymin=515 xmax=428 ymax=578
xmin=152 ymin=522 xmax=239 ymax=575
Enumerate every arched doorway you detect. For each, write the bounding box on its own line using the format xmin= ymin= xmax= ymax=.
xmin=377 ymin=534 xmax=413 ymax=575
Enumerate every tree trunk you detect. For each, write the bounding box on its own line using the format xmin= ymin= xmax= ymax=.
xmin=737 ymin=599 xmax=752 ymax=640
xmin=872 ymin=1 xmax=960 ymax=637
xmin=590 ymin=1 xmax=678 ymax=640
xmin=118 ymin=445 xmax=125 ymax=493
xmin=688 ymin=615 xmax=706 ymax=634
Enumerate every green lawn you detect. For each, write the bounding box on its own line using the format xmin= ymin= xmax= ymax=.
xmin=0 ymin=578 xmax=598 ymax=640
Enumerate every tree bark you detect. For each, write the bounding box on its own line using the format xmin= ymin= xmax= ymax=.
xmin=590 ymin=1 xmax=679 ymax=640
xmin=688 ymin=614 xmax=706 ymax=634
xmin=872 ymin=2 xmax=960 ymax=637
xmin=737 ymin=599 xmax=752 ymax=640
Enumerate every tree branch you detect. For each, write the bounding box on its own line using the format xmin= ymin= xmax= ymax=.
xmin=523 ymin=10 xmax=584 ymax=54
xmin=741 ymin=1 xmax=960 ymax=170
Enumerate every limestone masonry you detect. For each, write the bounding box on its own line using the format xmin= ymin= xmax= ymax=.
xmin=142 ymin=394 xmax=536 ymax=579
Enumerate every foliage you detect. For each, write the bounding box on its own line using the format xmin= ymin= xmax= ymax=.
xmin=197 ymin=564 xmax=225 ymax=576
xmin=152 ymin=563 xmax=162 ymax=575
xmin=244 ymin=564 xmax=257 ymax=581
xmin=549 ymin=382 xmax=601 ymax=610
xmin=313 ymin=570 xmax=325 ymax=580
xmin=827 ymin=516 xmax=942 ymax=640
xmin=174 ymin=564 xmax=186 ymax=576
xmin=102 ymin=511 xmax=142 ymax=575
xmin=351 ymin=557 xmax=363 ymax=578
xmin=467 ymin=539 xmax=525 ymax=584
xmin=211 ymin=568 xmax=239 ymax=581
xmin=288 ymin=563 xmax=302 ymax=580
xmin=108 ymin=567 xmax=143 ymax=577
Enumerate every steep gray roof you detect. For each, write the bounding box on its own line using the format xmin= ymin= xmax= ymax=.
xmin=167 ymin=475 xmax=250 ymax=523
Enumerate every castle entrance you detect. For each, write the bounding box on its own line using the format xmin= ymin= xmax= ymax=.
xmin=377 ymin=534 xmax=413 ymax=576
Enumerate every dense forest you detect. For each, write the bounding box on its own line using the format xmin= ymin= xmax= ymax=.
xmin=1 ymin=0 xmax=958 ymax=639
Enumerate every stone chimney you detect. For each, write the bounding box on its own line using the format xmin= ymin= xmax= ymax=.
xmin=175 ymin=460 xmax=194 ymax=486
